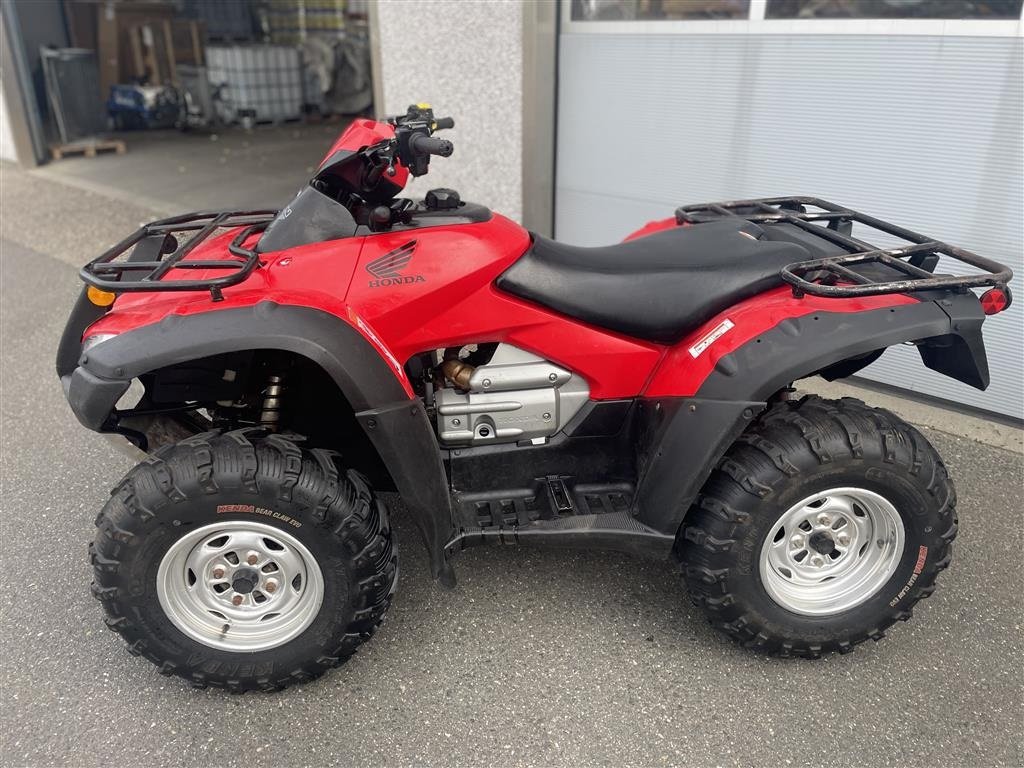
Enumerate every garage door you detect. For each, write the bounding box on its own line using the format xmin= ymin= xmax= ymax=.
xmin=555 ymin=10 xmax=1023 ymax=420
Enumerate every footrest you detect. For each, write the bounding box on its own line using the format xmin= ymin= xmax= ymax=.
xmin=455 ymin=477 xmax=635 ymax=530
xmin=574 ymin=484 xmax=632 ymax=516
xmin=445 ymin=511 xmax=674 ymax=559
xmin=447 ymin=478 xmax=674 ymax=559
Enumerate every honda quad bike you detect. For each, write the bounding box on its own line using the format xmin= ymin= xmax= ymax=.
xmin=58 ymin=104 xmax=1014 ymax=691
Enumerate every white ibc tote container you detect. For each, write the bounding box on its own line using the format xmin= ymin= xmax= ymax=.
xmin=206 ymin=44 xmax=304 ymax=124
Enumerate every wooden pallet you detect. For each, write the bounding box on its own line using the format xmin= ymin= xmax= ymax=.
xmin=50 ymin=138 xmax=127 ymax=161
xmin=127 ymin=19 xmax=205 ymax=86
xmin=252 ymin=116 xmax=304 ymax=126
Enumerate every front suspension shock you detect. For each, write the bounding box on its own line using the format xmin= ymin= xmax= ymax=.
xmin=259 ymin=374 xmax=285 ymax=431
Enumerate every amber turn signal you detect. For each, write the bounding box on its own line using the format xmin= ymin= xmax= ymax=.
xmin=86 ymin=286 xmax=117 ymax=307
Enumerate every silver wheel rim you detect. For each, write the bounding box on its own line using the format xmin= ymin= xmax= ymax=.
xmin=157 ymin=521 xmax=324 ymax=652
xmin=759 ymin=487 xmax=905 ymax=616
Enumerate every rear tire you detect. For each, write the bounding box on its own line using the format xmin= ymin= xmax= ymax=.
xmin=90 ymin=430 xmax=397 ymax=691
xmin=680 ymin=395 xmax=957 ymax=657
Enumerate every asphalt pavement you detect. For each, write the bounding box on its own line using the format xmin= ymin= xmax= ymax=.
xmin=1 ymin=167 xmax=1022 ymax=767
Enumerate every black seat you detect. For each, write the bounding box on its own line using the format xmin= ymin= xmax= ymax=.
xmin=497 ymin=219 xmax=809 ymax=343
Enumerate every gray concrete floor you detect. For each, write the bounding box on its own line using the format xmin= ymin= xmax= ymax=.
xmin=1 ymin=164 xmax=1022 ymax=767
xmin=30 ymin=122 xmax=344 ymax=214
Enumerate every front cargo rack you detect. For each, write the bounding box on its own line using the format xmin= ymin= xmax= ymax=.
xmin=80 ymin=210 xmax=277 ymax=301
xmin=675 ymin=196 xmax=1013 ymax=299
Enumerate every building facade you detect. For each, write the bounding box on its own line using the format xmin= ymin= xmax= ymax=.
xmin=374 ymin=0 xmax=1023 ymax=420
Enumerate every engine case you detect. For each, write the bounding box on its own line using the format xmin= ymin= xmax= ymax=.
xmin=435 ymin=345 xmax=589 ymax=446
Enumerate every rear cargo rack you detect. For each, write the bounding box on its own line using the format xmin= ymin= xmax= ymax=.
xmin=81 ymin=210 xmax=277 ymax=301
xmin=675 ymin=196 xmax=1013 ymax=299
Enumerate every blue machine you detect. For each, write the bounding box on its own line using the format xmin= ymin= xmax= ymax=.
xmin=107 ymin=84 xmax=180 ymax=130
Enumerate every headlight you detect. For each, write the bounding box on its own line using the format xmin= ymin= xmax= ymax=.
xmin=82 ymin=333 xmax=117 ymax=353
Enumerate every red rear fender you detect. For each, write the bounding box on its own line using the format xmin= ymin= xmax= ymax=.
xmin=646 ymin=287 xmax=923 ymax=398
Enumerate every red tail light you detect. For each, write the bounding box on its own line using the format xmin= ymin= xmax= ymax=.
xmin=980 ymin=286 xmax=1011 ymax=315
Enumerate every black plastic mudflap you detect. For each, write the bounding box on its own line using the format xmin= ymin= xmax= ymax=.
xmin=445 ymin=476 xmax=674 ymax=559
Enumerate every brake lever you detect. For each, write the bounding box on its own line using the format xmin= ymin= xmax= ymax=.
xmin=364 ymin=161 xmax=385 ymax=188
xmin=362 ymin=141 xmax=397 ymax=188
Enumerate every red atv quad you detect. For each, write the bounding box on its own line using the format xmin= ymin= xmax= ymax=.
xmin=58 ymin=105 xmax=1013 ymax=691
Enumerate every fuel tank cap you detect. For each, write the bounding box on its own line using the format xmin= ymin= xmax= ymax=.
xmin=425 ymin=188 xmax=461 ymax=210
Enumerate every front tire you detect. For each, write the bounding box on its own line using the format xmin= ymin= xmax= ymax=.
xmin=680 ymin=396 xmax=957 ymax=657
xmin=90 ymin=430 xmax=397 ymax=691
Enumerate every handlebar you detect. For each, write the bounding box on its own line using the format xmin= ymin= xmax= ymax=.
xmin=365 ymin=106 xmax=455 ymax=180
xmin=409 ymin=133 xmax=454 ymax=157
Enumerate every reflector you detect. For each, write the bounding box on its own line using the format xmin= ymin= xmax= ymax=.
xmin=980 ymin=287 xmax=1011 ymax=315
xmin=86 ymin=286 xmax=116 ymax=307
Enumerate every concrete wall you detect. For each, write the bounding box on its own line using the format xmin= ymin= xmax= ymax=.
xmin=0 ymin=78 xmax=17 ymax=162
xmin=374 ymin=0 xmax=523 ymax=221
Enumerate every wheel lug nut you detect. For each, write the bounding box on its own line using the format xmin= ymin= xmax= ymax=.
xmin=836 ymin=533 xmax=850 ymax=547
xmin=245 ymin=551 xmax=260 ymax=566
xmin=816 ymin=513 xmax=832 ymax=527
xmin=790 ymin=535 xmax=804 ymax=549
xmin=810 ymin=554 xmax=825 ymax=567
xmin=265 ymin=579 xmax=279 ymax=594
xmin=231 ymin=594 xmax=244 ymax=606
xmin=212 ymin=567 xmax=225 ymax=579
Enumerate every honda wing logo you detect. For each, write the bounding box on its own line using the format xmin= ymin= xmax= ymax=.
xmin=366 ymin=240 xmax=425 ymax=287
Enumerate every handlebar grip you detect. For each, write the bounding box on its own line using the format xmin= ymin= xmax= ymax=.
xmin=434 ymin=116 xmax=455 ymax=130
xmin=409 ymin=134 xmax=454 ymax=157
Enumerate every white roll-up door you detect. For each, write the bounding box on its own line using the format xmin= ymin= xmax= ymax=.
xmin=555 ymin=26 xmax=1023 ymax=419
